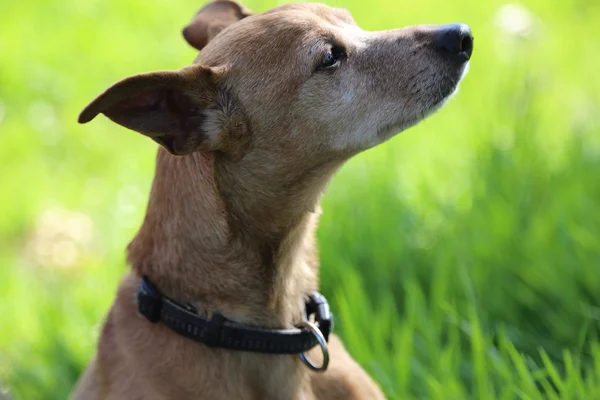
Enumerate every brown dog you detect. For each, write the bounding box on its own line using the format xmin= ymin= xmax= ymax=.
xmin=71 ymin=1 xmax=472 ymax=399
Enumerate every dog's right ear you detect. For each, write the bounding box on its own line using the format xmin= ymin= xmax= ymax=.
xmin=183 ymin=0 xmax=252 ymax=51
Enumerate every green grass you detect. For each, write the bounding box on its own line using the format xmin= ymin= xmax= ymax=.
xmin=1 ymin=0 xmax=599 ymax=399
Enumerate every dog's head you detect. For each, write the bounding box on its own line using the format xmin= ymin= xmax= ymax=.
xmin=79 ymin=1 xmax=472 ymax=161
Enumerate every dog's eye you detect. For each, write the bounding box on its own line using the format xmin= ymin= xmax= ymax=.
xmin=318 ymin=46 xmax=346 ymax=71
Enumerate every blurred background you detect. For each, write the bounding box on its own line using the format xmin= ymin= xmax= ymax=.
xmin=1 ymin=0 xmax=599 ymax=399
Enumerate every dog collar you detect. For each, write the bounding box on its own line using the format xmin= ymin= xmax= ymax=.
xmin=137 ymin=276 xmax=333 ymax=371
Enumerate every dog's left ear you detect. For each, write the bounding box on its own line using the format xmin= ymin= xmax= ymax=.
xmin=183 ymin=0 xmax=252 ymax=51
xmin=78 ymin=65 xmax=239 ymax=156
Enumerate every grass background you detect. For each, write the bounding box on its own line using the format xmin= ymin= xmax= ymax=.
xmin=1 ymin=0 xmax=599 ymax=399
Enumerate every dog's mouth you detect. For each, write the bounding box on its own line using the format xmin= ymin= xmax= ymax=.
xmin=421 ymin=58 xmax=470 ymax=109
xmin=434 ymin=61 xmax=470 ymax=103
xmin=376 ymin=61 xmax=469 ymax=141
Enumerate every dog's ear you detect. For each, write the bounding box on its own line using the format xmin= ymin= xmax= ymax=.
xmin=183 ymin=0 xmax=252 ymax=51
xmin=78 ymin=65 xmax=225 ymax=156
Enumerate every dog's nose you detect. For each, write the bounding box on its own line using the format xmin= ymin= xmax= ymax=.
xmin=432 ymin=23 xmax=473 ymax=61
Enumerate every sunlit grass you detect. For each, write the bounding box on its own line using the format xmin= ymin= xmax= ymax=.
xmin=1 ymin=0 xmax=599 ymax=399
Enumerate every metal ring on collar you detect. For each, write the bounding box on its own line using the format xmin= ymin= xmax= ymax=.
xmin=298 ymin=320 xmax=329 ymax=372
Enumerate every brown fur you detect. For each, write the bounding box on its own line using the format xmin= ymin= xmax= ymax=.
xmin=71 ymin=1 xmax=471 ymax=399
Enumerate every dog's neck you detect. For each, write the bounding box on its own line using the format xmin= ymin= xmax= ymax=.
xmin=128 ymin=148 xmax=343 ymax=328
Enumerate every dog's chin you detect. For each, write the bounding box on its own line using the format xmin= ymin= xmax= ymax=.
xmin=377 ymin=61 xmax=469 ymax=142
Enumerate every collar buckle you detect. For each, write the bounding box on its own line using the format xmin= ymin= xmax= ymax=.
xmin=138 ymin=276 xmax=162 ymax=323
xmin=305 ymin=292 xmax=333 ymax=341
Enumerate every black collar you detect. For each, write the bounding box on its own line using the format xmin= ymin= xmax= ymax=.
xmin=137 ymin=276 xmax=333 ymax=364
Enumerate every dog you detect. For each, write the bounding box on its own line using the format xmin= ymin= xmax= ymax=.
xmin=71 ymin=1 xmax=472 ymax=398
